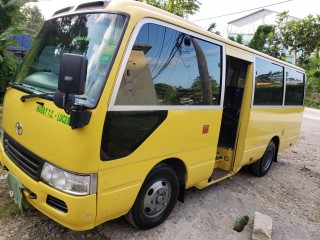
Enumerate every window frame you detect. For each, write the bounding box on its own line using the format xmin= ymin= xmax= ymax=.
xmin=13 ymin=11 xmax=130 ymax=109
xmin=252 ymin=55 xmax=305 ymax=108
xmin=284 ymin=66 xmax=306 ymax=106
xmin=108 ymin=18 xmax=226 ymax=111
xmin=252 ymin=56 xmax=285 ymax=107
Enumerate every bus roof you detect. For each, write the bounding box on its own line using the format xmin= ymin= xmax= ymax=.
xmin=51 ymin=0 xmax=304 ymax=72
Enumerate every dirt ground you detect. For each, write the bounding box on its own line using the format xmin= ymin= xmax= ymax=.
xmin=0 ymin=131 xmax=319 ymax=240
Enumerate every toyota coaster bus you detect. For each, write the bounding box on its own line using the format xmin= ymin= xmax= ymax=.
xmin=0 ymin=0 xmax=305 ymax=230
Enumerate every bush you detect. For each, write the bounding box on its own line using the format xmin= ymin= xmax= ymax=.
xmin=0 ymin=56 xmax=19 ymax=102
xmin=306 ymin=69 xmax=320 ymax=96
xmin=305 ymin=97 xmax=320 ymax=109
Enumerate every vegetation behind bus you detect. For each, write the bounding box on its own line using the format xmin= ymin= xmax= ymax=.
xmin=0 ymin=0 xmax=44 ymax=103
xmin=142 ymin=0 xmax=201 ymax=18
xmin=1 ymin=0 xmax=319 ymax=108
xmin=154 ymin=78 xmax=219 ymax=105
xmin=247 ymin=12 xmax=320 ymax=109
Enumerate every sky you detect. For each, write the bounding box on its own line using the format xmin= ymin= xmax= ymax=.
xmin=188 ymin=0 xmax=319 ymax=36
xmin=32 ymin=0 xmax=319 ymax=37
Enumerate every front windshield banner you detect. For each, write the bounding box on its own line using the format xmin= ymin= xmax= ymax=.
xmin=14 ymin=13 xmax=127 ymax=108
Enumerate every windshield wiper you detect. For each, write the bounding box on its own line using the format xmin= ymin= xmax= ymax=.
xmin=9 ymin=83 xmax=54 ymax=102
xmin=9 ymin=82 xmax=38 ymax=91
xmin=20 ymin=92 xmax=54 ymax=102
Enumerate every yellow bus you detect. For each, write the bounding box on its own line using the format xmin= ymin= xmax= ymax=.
xmin=0 ymin=0 xmax=305 ymax=231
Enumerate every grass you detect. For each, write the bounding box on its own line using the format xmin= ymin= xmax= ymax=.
xmin=0 ymin=172 xmax=22 ymax=217
xmin=0 ymin=169 xmax=36 ymax=218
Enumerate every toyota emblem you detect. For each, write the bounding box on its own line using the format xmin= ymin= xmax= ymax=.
xmin=15 ymin=122 xmax=23 ymax=135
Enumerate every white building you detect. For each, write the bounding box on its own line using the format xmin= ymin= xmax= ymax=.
xmin=227 ymin=9 xmax=299 ymax=46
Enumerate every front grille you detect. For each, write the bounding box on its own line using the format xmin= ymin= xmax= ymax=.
xmin=46 ymin=195 xmax=68 ymax=213
xmin=4 ymin=132 xmax=44 ymax=181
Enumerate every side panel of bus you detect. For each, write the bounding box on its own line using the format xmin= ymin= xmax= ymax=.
xmin=238 ymin=56 xmax=305 ymax=169
xmin=95 ymin=19 xmax=226 ymax=225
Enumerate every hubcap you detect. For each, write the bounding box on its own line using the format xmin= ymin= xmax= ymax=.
xmin=262 ymin=149 xmax=273 ymax=171
xmin=143 ymin=179 xmax=171 ymax=218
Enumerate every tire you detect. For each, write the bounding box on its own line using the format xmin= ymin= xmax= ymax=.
xmin=251 ymin=141 xmax=276 ymax=177
xmin=125 ymin=164 xmax=179 ymax=229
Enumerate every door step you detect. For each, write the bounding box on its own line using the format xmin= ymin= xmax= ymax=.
xmin=215 ymin=147 xmax=233 ymax=171
xmin=210 ymin=168 xmax=230 ymax=182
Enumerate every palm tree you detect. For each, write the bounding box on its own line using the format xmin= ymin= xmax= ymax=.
xmin=0 ymin=26 xmax=24 ymax=64
xmin=0 ymin=0 xmax=25 ymax=32
xmin=207 ymin=23 xmax=221 ymax=36
xmin=236 ymin=34 xmax=244 ymax=44
xmin=228 ymin=34 xmax=244 ymax=45
xmin=190 ymin=37 xmax=212 ymax=104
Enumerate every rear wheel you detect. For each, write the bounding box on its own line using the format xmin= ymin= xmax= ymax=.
xmin=251 ymin=141 xmax=276 ymax=177
xmin=125 ymin=164 xmax=179 ymax=229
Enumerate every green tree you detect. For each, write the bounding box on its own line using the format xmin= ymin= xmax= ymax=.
xmin=228 ymin=35 xmax=244 ymax=45
xmin=250 ymin=12 xmax=320 ymax=66
xmin=0 ymin=0 xmax=39 ymax=61
xmin=21 ymin=5 xmax=45 ymax=37
xmin=248 ymin=24 xmax=286 ymax=60
xmin=207 ymin=23 xmax=221 ymax=36
xmin=191 ymin=76 xmax=218 ymax=104
xmin=0 ymin=0 xmax=36 ymax=101
xmin=0 ymin=0 xmax=20 ymax=32
xmin=236 ymin=34 xmax=243 ymax=44
xmin=248 ymin=24 xmax=275 ymax=52
xmin=277 ymin=12 xmax=320 ymax=66
xmin=305 ymin=55 xmax=320 ymax=95
xmin=307 ymin=69 xmax=320 ymax=93
xmin=275 ymin=12 xmax=320 ymax=107
xmin=142 ymin=0 xmax=201 ymax=18
xmin=0 ymin=26 xmax=27 ymax=99
xmin=248 ymin=25 xmax=274 ymax=51
xmin=154 ymin=83 xmax=177 ymax=104
xmin=228 ymin=36 xmax=235 ymax=41
xmin=0 ymin=0 xmax=31 ymax=32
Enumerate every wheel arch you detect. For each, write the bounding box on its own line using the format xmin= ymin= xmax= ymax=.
xmin=270 ymin=136 xmax=280 ymax=162
xmin=159 ymin=158 xmax=187 ymax=203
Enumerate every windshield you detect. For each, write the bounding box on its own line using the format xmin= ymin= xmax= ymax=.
xmin=14 ymin=13 xmax=126 ymax=108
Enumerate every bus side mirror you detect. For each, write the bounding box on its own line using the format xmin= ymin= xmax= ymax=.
xmin=58 ymin=53 xmax=88 ymax=95
xmin=54 ymin=53 xmax=87 ymax=110
xmin=53 ymin=90 xmax=75 ymax=109
xmin=54 ymin=53 xmax=91 ymax=129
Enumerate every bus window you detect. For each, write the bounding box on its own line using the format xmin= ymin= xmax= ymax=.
xmin=285 ymin=69 xmax=305 ymax=106
xmin=115 ymin=23 xmax=222 ymax=106
xmin=254 ymin=58 xmax=284 ymax=106
xmin=14 ymin=13 xmax=126 ymax=108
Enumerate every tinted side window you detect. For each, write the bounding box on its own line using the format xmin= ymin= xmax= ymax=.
xmin=254 ymin=58 xmax=284 ymax=105
xmin=101 ymin=111 xmax=167 ymax=160
xmin=115 ymin=23 xmax=222 ymax=106
xmin=285 ymin=69 xmax=304 ymax=105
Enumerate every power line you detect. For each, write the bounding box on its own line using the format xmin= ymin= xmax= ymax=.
xmin=192 ymin=0 xmax=293 ymax=22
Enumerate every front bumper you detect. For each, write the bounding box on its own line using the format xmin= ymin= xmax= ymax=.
xmin=0 ymin=142 xmax=97 ymax=231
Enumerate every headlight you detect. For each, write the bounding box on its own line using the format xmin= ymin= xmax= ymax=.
xmin=41 ymin=162 xmax=97 ymax=196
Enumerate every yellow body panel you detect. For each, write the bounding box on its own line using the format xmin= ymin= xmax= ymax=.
xmin=241 ymin=107 xmax=304 ymax=166
xmin=95 ymin=110 xmax=222 ymax=225
xmin=2 ymin=88 xmax=101 ymax=174
xmin=0 ymin=147 xmax=96 ymax=230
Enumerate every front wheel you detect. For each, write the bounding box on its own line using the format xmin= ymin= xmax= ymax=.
xmin=251 ymin=141 xmax=276 ymax=177
xmin=125 ymin=164 xmax=179 ymax=229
